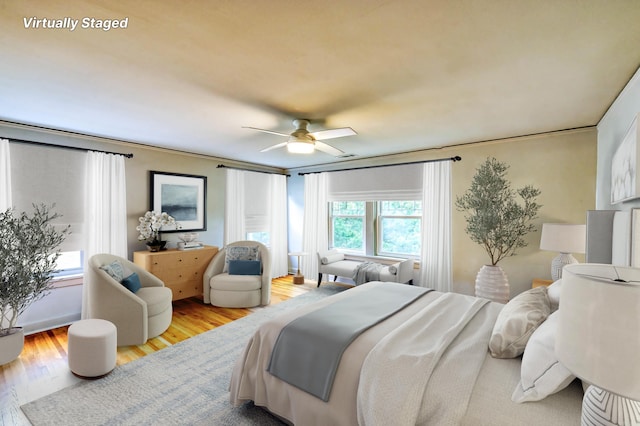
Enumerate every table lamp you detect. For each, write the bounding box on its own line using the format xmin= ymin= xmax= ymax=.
xmin=556 ymin=263 xmax=640 ymax=426
xmin=539 ymin=223 xmax=586 ymax=280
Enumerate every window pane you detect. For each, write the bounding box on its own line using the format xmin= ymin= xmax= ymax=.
xmin=246 ymin=231 xmax=270 ymax=247
xmin=52 ymin=250 xmax=84 ymax=277
xmin=331 ymin=201 xmax=365 ymax=216
xmin=380 ymin=200 xmax=422 ymax=216
xmin=380 ymin=217 xmax=421 ymax=255
xmin=332 ymin=217 xmax=364 ymax=251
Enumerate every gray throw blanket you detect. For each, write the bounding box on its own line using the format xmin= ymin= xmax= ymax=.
xmin=267 ymin=283 xmax=431 ymax=401
xmin=353 ymin=261 xmax=384 ymax=285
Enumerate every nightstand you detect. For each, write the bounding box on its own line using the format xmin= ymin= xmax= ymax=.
xmin=532 ymin=278 xmax=553 ymax=289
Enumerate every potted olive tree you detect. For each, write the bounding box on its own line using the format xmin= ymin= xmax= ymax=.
xmin=0 ymin=204 xmax=69 ymax=365
xmin=455 ymin=157 xmax=541 ymax=303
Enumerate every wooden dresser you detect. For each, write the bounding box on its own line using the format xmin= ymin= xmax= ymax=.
xmin=133 ymin=246 xmax=218 ymax=301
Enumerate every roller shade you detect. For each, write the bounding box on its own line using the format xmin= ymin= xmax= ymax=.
xmin=10 ymin=143 xmax=85 ymax=252
xmin=327 ymin=163 xmax=423 ymax=201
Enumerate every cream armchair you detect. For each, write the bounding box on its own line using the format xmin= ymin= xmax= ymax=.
xmin=203 ymin=241 xmax=271 ymax=308
xmin=87 ymin=254 xmax=173 ymax=346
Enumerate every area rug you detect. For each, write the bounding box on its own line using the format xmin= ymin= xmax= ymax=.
xmin=21 ymin=284 xmax=348 ymax=426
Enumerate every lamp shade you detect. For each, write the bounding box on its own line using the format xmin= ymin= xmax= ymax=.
xmin=539 ymin=223 xmax=586 ymax=254
xmin=556 ymin=263 xmax=640 ymax=401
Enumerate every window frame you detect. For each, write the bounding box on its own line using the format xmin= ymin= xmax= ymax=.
xmin=51 ymin=250 xmax=85 ymax=279
xmin=329 ymin=200 xmax=421 ymax=259
xmin=328 ymin=201 xmax=366 ymax=255
xmin=376 ymin=201 xmax=422 ymax=258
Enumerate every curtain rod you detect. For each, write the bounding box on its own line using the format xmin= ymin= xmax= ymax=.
xmin=4 ymin=137 xmax=134 ymax=158
xmin=298 ymin=155 xmax=461 ymax=175
xmin=217 ymin=164 xmax=290 ymax=177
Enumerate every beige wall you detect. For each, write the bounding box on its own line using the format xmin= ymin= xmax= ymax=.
xmin=443 ymin=129 xmax=597 ymax=297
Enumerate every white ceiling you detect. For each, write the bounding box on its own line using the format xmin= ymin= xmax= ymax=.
xmin=1 ymin=0 xmax=640 ymax=169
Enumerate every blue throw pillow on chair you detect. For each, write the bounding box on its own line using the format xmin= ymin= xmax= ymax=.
xmin=228 ymin=260 xmax=261 ymax=275
xmin=121 ymin=272 xmax=142 ymax=293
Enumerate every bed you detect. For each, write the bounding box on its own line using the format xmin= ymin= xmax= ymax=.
xmin=229 ymin=281 xmax=584 ymax=425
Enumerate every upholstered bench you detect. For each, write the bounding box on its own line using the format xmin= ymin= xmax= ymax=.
xmin=317 ymin=250 xmax=414 ymax=287
xmin=67 ymin=319 xmax=117 ymax=378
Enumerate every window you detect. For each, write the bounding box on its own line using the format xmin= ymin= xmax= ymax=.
xmin=246 ymin=231 xmax=270 ymax=247
xmin=378 ymin=201 xmax=422 ymax=257
xmin=11 ymin=144 xmax=86 ymax=279
xmin=52 ymin=250 xmax=84 ymax=278
xmin=329 ymin=201 xmax=365 ymax=252
xmin=329 ymin=200 xmax=421 ymax=257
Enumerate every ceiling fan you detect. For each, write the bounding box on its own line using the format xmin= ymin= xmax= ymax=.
xmin=243 ymin=119 xmax=356 ymax=156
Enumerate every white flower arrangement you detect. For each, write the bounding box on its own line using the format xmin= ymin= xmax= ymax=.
xmin=136 ymin=211 xmax=180 ymax=242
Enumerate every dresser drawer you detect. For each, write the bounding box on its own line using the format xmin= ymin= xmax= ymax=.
xmin=133 ymin=246 xmax=218 ymax=301
xmin=168 ymin=280 xmax=202 ymax=300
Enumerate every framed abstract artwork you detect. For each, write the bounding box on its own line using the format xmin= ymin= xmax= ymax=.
xmin=611 ymin=114 xmax=640 ymax=204
xmin=150 ymin=171 xmax=207 ymax=232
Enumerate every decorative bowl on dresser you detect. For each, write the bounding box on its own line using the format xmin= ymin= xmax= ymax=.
xmin=133 ymin=246 xmax=218 ymax=301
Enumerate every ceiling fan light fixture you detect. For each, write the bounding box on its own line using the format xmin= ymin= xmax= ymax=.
xmin=287 ymin=140 xmax=315 ymax=154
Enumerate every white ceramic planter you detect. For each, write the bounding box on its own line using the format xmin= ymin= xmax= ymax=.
xmin=475 ymin=265 xmax=510 ymax=304
xmin=0 ymin=327 xmax=24 ymax=365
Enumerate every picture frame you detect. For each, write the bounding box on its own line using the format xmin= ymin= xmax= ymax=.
xmin=150 ymin=171 xmax=207 ymax=232
xmin=611 ymin=113 xmax=640 ymax=204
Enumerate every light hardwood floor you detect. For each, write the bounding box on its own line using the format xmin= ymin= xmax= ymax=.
xmin=0 ymin=276 xmax=314 ymax=425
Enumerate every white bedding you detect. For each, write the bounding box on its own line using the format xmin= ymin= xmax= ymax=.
xmin=230 ymin=282 xmax=583 ymax=425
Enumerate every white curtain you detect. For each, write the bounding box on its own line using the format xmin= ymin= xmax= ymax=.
xmin=0 ymin=139 xmax=11 ymax=211
xmin=301 ymin=173 xmax=329 ymax=280
xmin=83 ymin=151 xmax=128 ymax=317
xmin=225 ymin=169 xmax=289 ymax=277
xmin=420 ymin=161 xmax=452 ymax=292
xmin=224 ymin=169 xmax=246 ymax=244
xmin=269 ymin=173 xmax=289 ymax=277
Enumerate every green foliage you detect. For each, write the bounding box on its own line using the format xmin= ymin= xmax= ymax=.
xmin=332 ymin=217 xmax=364 ymax=250
xmin=455 ymin=158 xmax=541 ymax=266
xmin=0 ymin=204 xmax=69 ymax=335
xmin=380 ymin=217 xmax=421 ymax=255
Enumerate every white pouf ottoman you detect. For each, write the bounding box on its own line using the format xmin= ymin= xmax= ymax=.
xmin=67 ymin=319 xmax=117 ymax=378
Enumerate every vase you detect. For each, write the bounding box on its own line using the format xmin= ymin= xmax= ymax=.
xmin=0 ymin=327 xmax=24 ymax=365
xmin=146 ymin=241 xmax=167 ymax=252
xmin=475 ymin=265 xmax=510 ymax=304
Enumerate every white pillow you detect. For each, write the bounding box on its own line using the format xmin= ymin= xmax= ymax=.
xmin=321 ymin=252 xmax=344 ymax=264
xmin=512 ymin=311 xmax=576 ymax=403
xmin=489 ymin=286 xmax=551 ymax=358
xmin=547 ymin=279 xmax=562 ymax=312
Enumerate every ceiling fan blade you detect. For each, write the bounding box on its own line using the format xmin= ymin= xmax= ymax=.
xmin=242 ymin=126 xmax=290 ymax=137
xmin=309 ymin=127 xmax=357 ymax=141
xmin=315 ymin=141 xmax=345 ymax=156
xmin=260 ymin=142 xmax=288 ymax=152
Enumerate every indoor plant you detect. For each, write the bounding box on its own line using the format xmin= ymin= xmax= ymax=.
xmin=455 ymin=157 xmax=541 ymax=302
xmin=136 ymin=211 xmax=179 ymax=251
xmin=0 ymin=204 xmax=69 ymax=364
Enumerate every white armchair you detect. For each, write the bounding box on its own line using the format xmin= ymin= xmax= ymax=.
xmin=87 ymin=254 xmax=173 ymax=346
xmin=203 ymin=241 xmax=271 ymax=308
